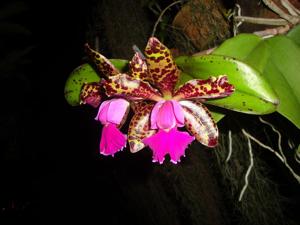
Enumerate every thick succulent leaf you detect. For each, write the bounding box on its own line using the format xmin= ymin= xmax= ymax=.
xmin=248 ymin=37 xmax=300 ymax=128
xmin=103 ymin=74 xmax=162 ymax=101
xmin=144 ymin=37 xmax=180 ymax=96
xmin=64 ymin=64 xmax=100 ymax=106
xmin=85 ymin=43 xmax=119 ymax=77
xmin=213 ymin=34 xmax=262 ymax=60
xmin=175 ymin=55 xmax=278 ymax=114
xmin=128 ymin=102 xmax=156 ymax=153
xmin=64 ymin=60 xmax=129 ymax=106
xmin=210 ymin=111 xmax=225 ymax=123
xmin=287 ymin=25 xmax=300 ymax=47
xmin=180 ymin=100 xmax=218 ymax=147
xmin=109 ymin=59 xmax=129 ymax=72
xmin=212 ymin=34 xmax=300 ymax=128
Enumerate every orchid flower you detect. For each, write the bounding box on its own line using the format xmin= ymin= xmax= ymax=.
xmin=102 ymin=37 xmax=235 ymax=164
xmin=81 ymin=44 xmax=133 ymax=156
xmin=82 ymin=43 xmax=154 ymax=156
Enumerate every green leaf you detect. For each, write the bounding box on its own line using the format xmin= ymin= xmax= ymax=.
xmin=64 ymin=63 xmax=100 ymax=106
xmin=258 ymin=37 xmax=300 ymax=128
xmin=110 ymin=59 xmax=129 ymax=71
xmin=210 ymin=111 xmax=225 ymax=123
xmin=287 ymin=25 xmax=300 ymax=47
xmin=175 ymin=55 xmax=278 ymax=114
xmin=64 ymin=59 xmax=129 ymax=106
xmin=212 ymin=34 xmax=300 ymax=128
xmin=213 ymin=33 xmax=262 ymax=60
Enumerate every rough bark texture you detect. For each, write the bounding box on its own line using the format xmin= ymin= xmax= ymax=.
xmin=172 ymin=0 xmax=231 ymax=51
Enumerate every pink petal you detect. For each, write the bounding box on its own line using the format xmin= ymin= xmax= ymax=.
xmin=168 ymin=128 xmax=195 ymax=164
xmin=95 ymin=98 xmax=129 ymax=125
xmin=106 ymin=99 xmax=130 ymax=124
xmin=170 ymin=100 xmax=185 ymax=127
xmin=143 ymin=128 xmax=195 ymax=164
xmin=150 ymin=100 xmax=185 ymax=130
xmin=143 ymin=130 xmax=168 ymax=164
xmin=156 ymin=101 xmax=177 ymax=130
xmin=100 ymin=123 xmax=127 ymax=156
xmin=95 ymin=100 xmax=110 ymax=124
xmin=150 ymin=100 xmax=165 ymax=129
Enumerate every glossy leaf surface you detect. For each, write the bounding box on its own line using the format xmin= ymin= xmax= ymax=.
xmin=175 ymin=55 xmax=278 ymax=114
xmin=64 ymin=60 xmax=129 ymax=106
xmin=213 ymin=34 xmax=300 ymax=128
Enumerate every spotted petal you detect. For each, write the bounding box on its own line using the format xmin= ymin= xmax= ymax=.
xmin=174 ymin=75 xmax=234 ymax=100
xmin=80 ymin=82 xmax=102 ymax=108
xmin=85 ymin=43 xmax=119 ymax=77
xmin=180 ymin=100 xmax=218 ymax=147
xmin=144 ymin=37 xmax=180 ymax=96
xmin=102 ymin=74 xmax=162 ymax=101
xmin=128 ymin=102 xmax=156 ymax=153
xmin=129 ymin=52 xmax=150 ymax=80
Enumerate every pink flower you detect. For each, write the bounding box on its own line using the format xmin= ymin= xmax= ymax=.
xmin=85 ymin=38 xmax=235 ymax=164
xmin=95 ymin=98 xmax=129 ymax=156
xmin=102 ymin=37 xmax=235 ymax=164
xmin=143 ymin=100 xmax=194 ymax=164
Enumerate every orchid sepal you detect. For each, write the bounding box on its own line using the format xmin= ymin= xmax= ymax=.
xmin=85 ymin=43 xmax=120 ymax=77
xmin=145 ymin=37 xmax=180 ymax=95
xmin=129 ymin=52 xmax=149 ymax=80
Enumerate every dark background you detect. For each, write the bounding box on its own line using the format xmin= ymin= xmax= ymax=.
xmin=1 ymin=1 xmax=300 ymax=225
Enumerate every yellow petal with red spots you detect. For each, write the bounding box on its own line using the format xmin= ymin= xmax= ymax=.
xmin=174 ymin=75 xmax=234 ymax=100
xmin=180 ymin=100 xmax=218 ymax=147
xmin=144 ymin=37 xmax=180 ymax=96
xmin=80 ymin=82 xmax=102 ymax=108
xmin=102 ymin=74 xmax=162 ymax=101
xmin=129 ymin=52 xmax=150 ymax=81
xmin=85 ymin=43 xmax=119 ymax=77
xmin=128 ymin=102 xmax=156 ymax=153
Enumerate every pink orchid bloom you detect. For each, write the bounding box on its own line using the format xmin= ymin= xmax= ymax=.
xmin=83 ymin=43 xmax=158 ymax=156
xmin=102 ymin=37 xmax=235 ymax=164
xmin=83 ymin=44 xmax=136 ymax=156
xmin=95 ymin=98 xmax=129 ymax=156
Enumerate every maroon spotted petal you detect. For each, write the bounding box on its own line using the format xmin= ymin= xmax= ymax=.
xmin=85 ymin=43 xmax=119 ymax=77
xmin=128 ymin=102 xmax=156 ymax=153
xmin=144 ymin=37 xmax=180 ymax=97
xmin=174 ymin=75 xmax=235 ymax=100
xmin=102 ymin=74 xmax=162 ymax=101
xmin=180 ymin=100 xmax=218 ymax=147
xmin=129 ymin=52 xmax=150 ymax=81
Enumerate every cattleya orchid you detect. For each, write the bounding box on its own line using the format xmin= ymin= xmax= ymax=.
xmin=87 ymin=37 xmax=235 ymax=164
xmin=81 ymin=44 xmax=133 ymax=156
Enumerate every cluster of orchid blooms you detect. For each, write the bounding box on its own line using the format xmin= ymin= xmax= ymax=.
xmin=80 ymin=37 xmax=234 ymax=164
